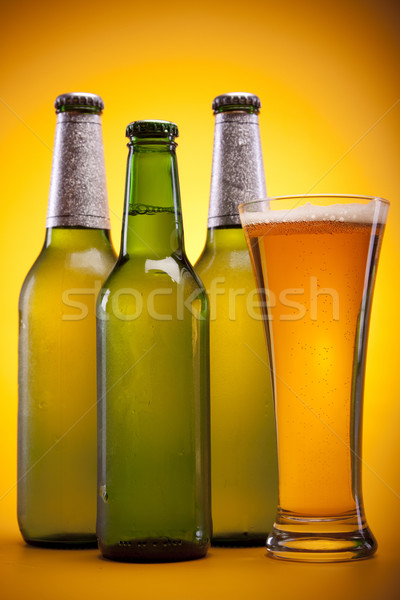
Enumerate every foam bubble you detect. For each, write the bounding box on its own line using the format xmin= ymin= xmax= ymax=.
xmin=240 ymin=200 xmax=385 ymax=227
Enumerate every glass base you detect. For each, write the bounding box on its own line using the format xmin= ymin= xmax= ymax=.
xmin=266 ymin=512 xmax=377 ymax=562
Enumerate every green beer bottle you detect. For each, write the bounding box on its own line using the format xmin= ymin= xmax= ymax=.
xmin=18 ymin=93 xmax=116 ymax=546
xmin=195 ymin=93 xmax=278 ymax=546
xmin=97 ymin=120 xmax=211 ymax=562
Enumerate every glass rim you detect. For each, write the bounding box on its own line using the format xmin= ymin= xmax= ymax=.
xmin=239 ymin=193 xmax=390 ymax=212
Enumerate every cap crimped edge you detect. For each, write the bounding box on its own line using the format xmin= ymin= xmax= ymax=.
xmin=55 ymin=92 xmax=104 ymax=112
xmin=126 ymin=120 xmax=179 ymax=139
xmin=212 ymin=92 xmax=261 ymax=113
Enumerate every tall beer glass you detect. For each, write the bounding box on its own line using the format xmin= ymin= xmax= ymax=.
xmin=239 ymin=195 xmax=389 ymax=562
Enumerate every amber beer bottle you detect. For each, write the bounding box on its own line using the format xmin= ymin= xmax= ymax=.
xmin=97 ymin=120 xmax=211 ymax=562
xmin=195 ymin=93 xmax=278 ymax=545
xmin=18 ymin=93 xmax=116 ymax=547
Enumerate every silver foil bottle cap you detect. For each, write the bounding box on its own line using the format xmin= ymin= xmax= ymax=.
xmin=212 ymin=92 xmax=261 ymax=114
xmin=46 ymin=93 xmax=110 ymax=229
xmin=208 ymin=93 xmax=266 ymax=228
xmin=54 ymin=92 xmax=104 ymax=113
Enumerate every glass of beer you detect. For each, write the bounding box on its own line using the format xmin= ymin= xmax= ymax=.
xmin=239 ymin=195 xmax=389 ymax=562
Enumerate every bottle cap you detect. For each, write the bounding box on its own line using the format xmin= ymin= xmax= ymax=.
xmin=54 ymin=92 xmax=104 ymax=113
xmin=212 ymin=92 xmax=261 ymax=114
xmin=126 ymin=120 xmax=179 ymax=139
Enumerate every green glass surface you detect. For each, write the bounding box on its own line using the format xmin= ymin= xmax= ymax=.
xmin=18 ymin=228 xmax=116 ymax=547
xmin=196 ymin=226 xmax=278 ymax=546
xmin=97 ymin=131 xmax=211 ymax=562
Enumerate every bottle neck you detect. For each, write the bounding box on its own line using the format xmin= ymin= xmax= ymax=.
xmin=44 ymin=227 xmax=111 ymax=250
xmin=208 ymin=110 xmax=266 ymax=229
xmin=204 ymin=225 xmax=246 ymax=251
xmin=46 ymin=111 xmax=110 ymax=230
xmin=121 ymin=139 xmax=184 ymax=258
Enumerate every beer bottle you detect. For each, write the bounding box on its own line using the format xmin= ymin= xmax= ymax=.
xmin=18 ymin=93 xmax=116 ymax=547
xmin=97 ymin=120 xmax=211 ymax=562
xmin=195 ymin=93 xmax=278 ymax=546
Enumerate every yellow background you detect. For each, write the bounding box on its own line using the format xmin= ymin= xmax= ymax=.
xmin=1 ymin=0 xmax=399 ymax=597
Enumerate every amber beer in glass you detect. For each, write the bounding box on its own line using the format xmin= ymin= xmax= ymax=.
xmin=240 ymin=195 xmax=389 ymax=562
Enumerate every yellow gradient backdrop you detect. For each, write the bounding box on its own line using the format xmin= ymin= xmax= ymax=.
xmin=0 ymin=0 xmax=399 ymax=598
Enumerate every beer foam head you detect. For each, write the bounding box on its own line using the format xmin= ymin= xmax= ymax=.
xmin=240 ymin=200 xmax=386 ymax=226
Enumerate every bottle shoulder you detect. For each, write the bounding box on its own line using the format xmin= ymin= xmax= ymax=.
xmin=19 ymin=237 xmax=116 ymax=306
xmin=97 ymin=253 xmax=209 ymax=320
xmin=101 ymin=253 xmax=205 ymax=292
xmin=23 ymin=242 xmax=115 ymax=273
xmin=19 ymin=250 xmax=46 ymax=304
xmin=196 ymin=239 xmax=252 ymax=280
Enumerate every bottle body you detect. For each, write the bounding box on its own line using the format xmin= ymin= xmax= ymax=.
xmin=17 ymin=94 xmax=116 ymax=546
xmin=97 ymin=122 xmax=211 ymax=562
xmin=195 ymin=97 xmax=278 ymax=545
xmin=97 ymin=252 xmax=210 ymax=561
xmin=196 ymin=228 xmax=278 ymax=545
xmin=18 ymin=229 xmax=116 ymax=546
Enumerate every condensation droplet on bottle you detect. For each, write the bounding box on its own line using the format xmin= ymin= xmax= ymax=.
xmin=99 ymin=484 xmax=108 ymax=503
